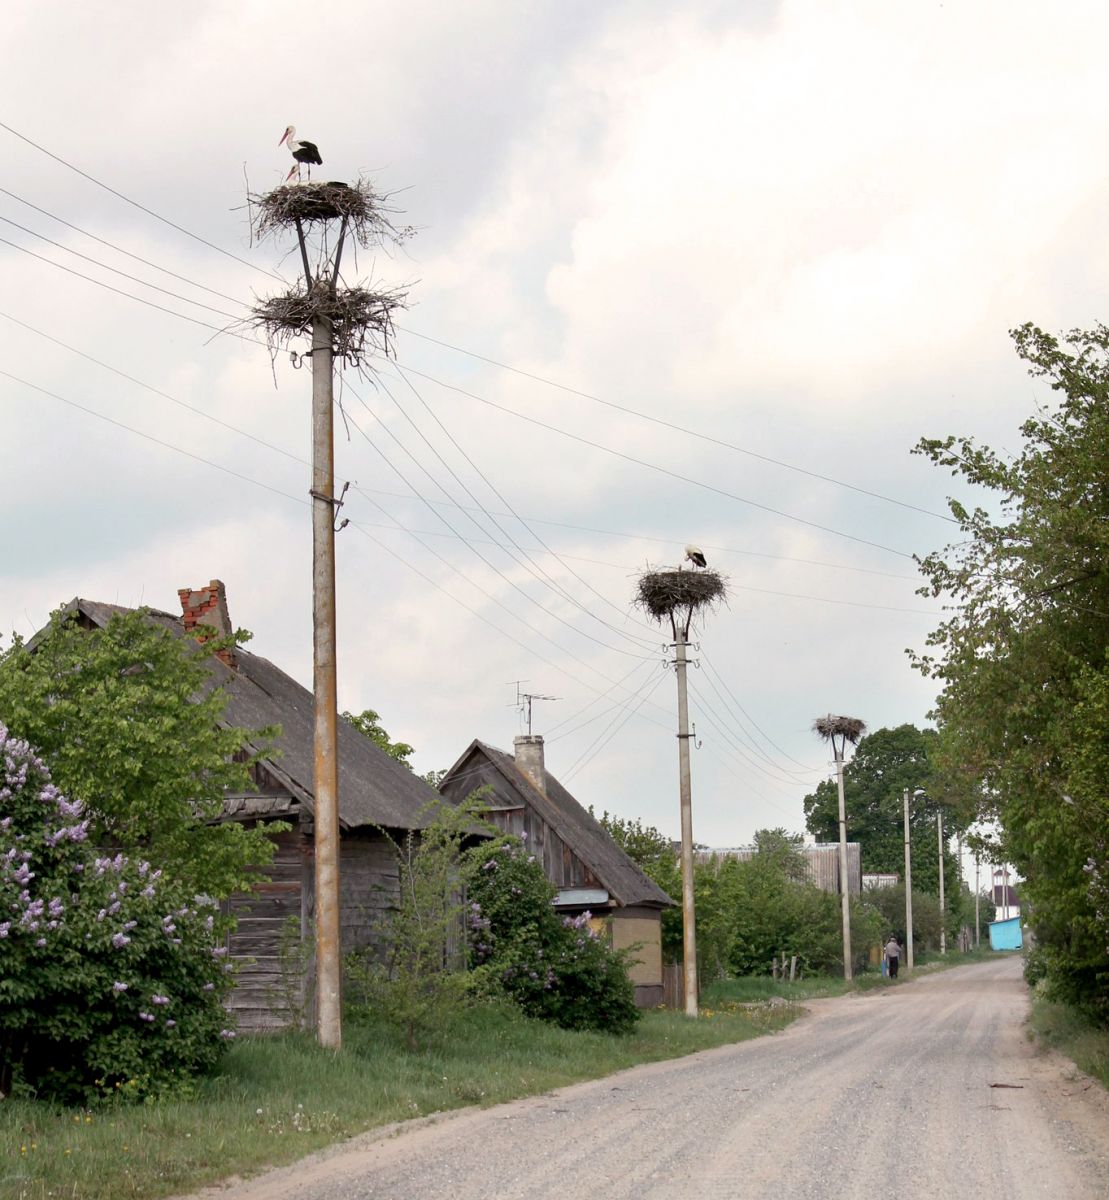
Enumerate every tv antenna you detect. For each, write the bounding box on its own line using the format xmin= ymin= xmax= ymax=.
xmin=507 ymin=680 xmax=561 ymax=735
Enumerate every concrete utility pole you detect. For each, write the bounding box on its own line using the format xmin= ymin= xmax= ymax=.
xmin=310 ymin=308 xmax=342 ymax=1049
xmin=937 ymin=810 xmax=946 ymax=956
xmin=834 ymin=744 xmax=853 ymax=981
xmin=903 ymin=788 xmax=914 ymax=973
xmin=673 ymin=626 xmax=699 ymax=1017
xmin=974 ymin=855 xmax=980 ymax=947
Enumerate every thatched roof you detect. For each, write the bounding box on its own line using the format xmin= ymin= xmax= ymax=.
xmin=812 ymin=714 xmax=867 ymax=744
xmin=635 ymin=568 xmax=727 ymax=622
xmin=46 ymin=598 xmax=438 ymax=832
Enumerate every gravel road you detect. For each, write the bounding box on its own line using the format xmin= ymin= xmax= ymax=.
xmin=187 ymin=958 xmax=1108 ymax=1200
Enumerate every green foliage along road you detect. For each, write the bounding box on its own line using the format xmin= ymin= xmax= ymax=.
xmin=914 ymin=322 xmax=1109 ymax=1021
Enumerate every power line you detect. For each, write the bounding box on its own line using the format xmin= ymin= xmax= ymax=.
xmin=0 ymin=119 xmax=287 ymax=283
xmin=396 ymin=363 xmax=916 ymax=560
xmin=0 ymin=213 xmax=244 ymax=320
xmin=563 ymin=667 xmax=668 ymax=783
xmin=399 ymin=325 xmax=956 ymax=524
xmin=0 ymin=186 xmax=246 ymax=305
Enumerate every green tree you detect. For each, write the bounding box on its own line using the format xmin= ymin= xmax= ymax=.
xmin=914 ymin=323 xmax=1109 ymax=1018
xmin=341 ymin=708 xmax=416 ymax=767
xmin=0 ymin=609 xmax=277 ymax=898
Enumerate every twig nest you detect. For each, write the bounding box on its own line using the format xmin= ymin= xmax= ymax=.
xmin=635 ymin=569 xmax=727 ymax=622
xmin=250 ymin=179 xmax=414 ymax=249
xmin=812 ymin=714 xmax=867 ymax=744
xmin=250 ymin=284 xmax=406 ymax=363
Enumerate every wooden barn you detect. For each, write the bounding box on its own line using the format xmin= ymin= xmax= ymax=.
xmin=697 ymin=843 xmax=863 ymax=895
xmin=44 ymin=583 xmax=438 ymax=1032
xmin=438 ymin=735 xmax=675 ymax=1007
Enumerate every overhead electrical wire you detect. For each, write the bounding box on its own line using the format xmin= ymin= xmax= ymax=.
xmin=397 ymin=325 xmax=957 ymax=524
xmin=0 ymin=120 xmax=954 ymax=541
xmin=562 ymin=667 xmax=668 ymax=784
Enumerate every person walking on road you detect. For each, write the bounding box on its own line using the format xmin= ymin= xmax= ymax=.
xmin=884 ymin=935 xmax=901 ymax=979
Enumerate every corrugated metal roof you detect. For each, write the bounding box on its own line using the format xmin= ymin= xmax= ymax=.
xmin=442 ymin=739 xmax=674 ymax=909
xmin=59 ymin=597 xmax=438 ymax=831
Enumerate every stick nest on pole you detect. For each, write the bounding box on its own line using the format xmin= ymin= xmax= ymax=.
xmin=635 ymin=568 xmax=726 ymax=637
xmin=250 ymin=283 xmax=405 ymax=363
xmin=250 ymin=180 xmax=413 ymax=249
xmin=812 ymin=714 xmax=867 ymax=745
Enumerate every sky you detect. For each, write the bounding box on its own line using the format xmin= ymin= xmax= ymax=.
xmin=2 ymin=1 xmax=1106 ymax=857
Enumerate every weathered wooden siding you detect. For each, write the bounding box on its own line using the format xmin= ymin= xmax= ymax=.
xmin=696 ymin=843 xmax=863 ymax=895
xmin=225 ymin=828 xmax=308 ymax=1033
xmin=338 ymin=830 xmax=400 ymax=952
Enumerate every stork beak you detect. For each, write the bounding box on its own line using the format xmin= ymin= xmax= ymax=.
xmin=285 ymin=165 xmax=298 ymax=182
xmin=278 ymin=128 xmax=290 ymax=147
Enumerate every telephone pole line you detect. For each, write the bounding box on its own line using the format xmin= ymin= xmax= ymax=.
xmin=673 ymin=626 xmax=698 ymax=1017
xmin=937 ymin=810 xmax=947 ymax=956
xmin=903 ymin=787 xmax=914 ymax=972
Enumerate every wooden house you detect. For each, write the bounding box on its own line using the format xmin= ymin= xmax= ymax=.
xmin=438 ymin=735 xmax=675 ymax=1007
xmin=44 ymin=583 xmax=438 ymax=1032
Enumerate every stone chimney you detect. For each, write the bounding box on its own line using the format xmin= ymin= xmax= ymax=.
xmin=513 ymin=734 xmax=546 ymax=795
xmin=177 ymin=579 xmax=236 ymax=669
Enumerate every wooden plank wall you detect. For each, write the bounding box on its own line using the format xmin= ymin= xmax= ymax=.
xmin=225 ymin=828 xmax=307 ymax=1033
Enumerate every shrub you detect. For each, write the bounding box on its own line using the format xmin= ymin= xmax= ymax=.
xmin=0 ymin=724 xmax=234 ymax=1102
xmin=463 ymin=837 xmax=639 ymax=1035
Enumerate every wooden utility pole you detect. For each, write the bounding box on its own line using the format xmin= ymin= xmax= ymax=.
xmin=903 ymin=788 xmax=914 ymax=972
xmin=937 ymin=810 xmax=946 ymax=956
xmin=673 ymin=626 xmax=699 ymax=1017
xmin=310 ymin=308 xmax=342 ymax=1049
xmin=834 ymin=743 xmax=853 ymax=981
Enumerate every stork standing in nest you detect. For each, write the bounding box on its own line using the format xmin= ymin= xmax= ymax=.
xmin=279 ymin=125 xmax=323 ymax=182
xmin=684 ymin=544 xmax=708 ymax=569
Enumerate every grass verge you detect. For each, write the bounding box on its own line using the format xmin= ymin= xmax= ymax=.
xmin=1028 ymin=992 xmax=1109 ymax=1089
xmin=0 ymin=999 xmax=795 ymax=1200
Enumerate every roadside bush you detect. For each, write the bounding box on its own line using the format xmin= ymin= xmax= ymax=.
xmin=0 ymin=724 xmax=234 ymax=1102
xmin=463 ymin=837 xmax=639 ymax=1035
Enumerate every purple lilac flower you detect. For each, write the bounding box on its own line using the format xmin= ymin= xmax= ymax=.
xmin=141 ymin=885 xmax=156 ymax=899
xmin=111 ymin=932 xmax=131 ymax=949
xmin=139 ymin=1012 xmax=155 ymax=1022
xmin=202 ymin=982 xmax=215 ymax=992
xmin=165 ymin=1020 xmax=176 ymax=1028
xmin=0 ymin=923 xmax=9 ymax=938
xmin=219 ymin=1029 xmax=236 ymax=1040
xmin=151 ymin=994 xmax=169 ymax=1006
xmin=112 ymin=981 xmax=129 ymax=993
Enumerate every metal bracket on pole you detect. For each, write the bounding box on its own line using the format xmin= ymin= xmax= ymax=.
xmin=309 ymin=480 xmax=350 ymax=532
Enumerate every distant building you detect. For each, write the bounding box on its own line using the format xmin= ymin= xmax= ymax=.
xmin=863 ymin=872 xmax=900 ymax=890
xmin=696 ymin=843 xmax=863 ymax=895
xmin=992 ymin=868 xmax=1021 ymax=919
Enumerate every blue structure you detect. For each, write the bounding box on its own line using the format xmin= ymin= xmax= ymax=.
xmin=989 ymin=916 xmax=1022 ymax=950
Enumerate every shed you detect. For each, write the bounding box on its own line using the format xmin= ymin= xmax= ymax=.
xmin=438 ymin=735 xmax=675 ymax=1007
xmin=988 ymin=916 xmax=1023 ymax=951
xmin=39 ymin=582 xmax=438 ymax=1031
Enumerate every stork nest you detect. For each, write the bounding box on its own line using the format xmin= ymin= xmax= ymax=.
xmin=250 ymin=179 xmax=414 ymax=249
xmin=812 ymin=714 xmax=867 ymax=744
xmin=635 ymin=569 xmax=727 ymax=623
xmin=250 ymin=282 xmax=406 ymax=363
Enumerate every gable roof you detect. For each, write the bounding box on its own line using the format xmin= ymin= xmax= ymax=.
xmin=441 ymin=738 xmax=673 ymax=909
xmin=48 ymin=597 xmax=437 ymax=831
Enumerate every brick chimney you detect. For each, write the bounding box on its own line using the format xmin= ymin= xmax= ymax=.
xmin=177 ymin=579 xmax=236 ymax=669
xmin=513 ymin=734 xmax=546 ymax=796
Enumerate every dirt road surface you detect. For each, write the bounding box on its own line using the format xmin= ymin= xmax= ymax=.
xmin=187 ymin=958 xmax=1108 ymax=1200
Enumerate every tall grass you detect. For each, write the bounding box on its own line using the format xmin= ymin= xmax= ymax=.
xmin=1028 ymin=993 xmax=1109 ymax=1088
xmin=0 ymin=1000 xmax=795 ymax=1200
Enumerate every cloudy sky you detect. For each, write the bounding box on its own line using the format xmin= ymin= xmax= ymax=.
xmin=2 ymin=1 xmax=1105 ymax=850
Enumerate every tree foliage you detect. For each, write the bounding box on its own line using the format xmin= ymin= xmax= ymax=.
xmin=913 ymin=323 xmax=1109 ymax=1018
xmin=341 ymin=708 xmax=415 ymax=768
xmin=0 ymin=609 xmax=277 ymax=898
xmin=0 ymin=725 xmax=233 ymax=1102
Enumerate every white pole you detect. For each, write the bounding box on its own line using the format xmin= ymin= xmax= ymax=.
xmin=937 ymin=810 xmax=946 ymax=956
xmin=674 ymin=626 xmax=699 ymax=1017
xmin=974 ymin=855 xmax=980 ymax=947
xmin=835 ymin=740 xmax=853 ymax=981
xmin=903 ymin=788 xmax=914 ymax=972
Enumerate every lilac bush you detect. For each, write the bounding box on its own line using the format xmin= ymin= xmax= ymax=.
xmin=0 ymin=724 xmax=233 ymax=1102
xmin=463 ymin=837 xmax=639 ymax=1035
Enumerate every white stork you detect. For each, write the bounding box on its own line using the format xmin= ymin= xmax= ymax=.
xmin=278 ymin=126 xmax=323 ymax=182
xmin=684 ymin=544 xmax=708 ymax=569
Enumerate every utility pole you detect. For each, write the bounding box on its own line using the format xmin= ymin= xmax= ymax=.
xmin=903 ymin=788 xmax=914 ymax=972
xmin=674 ymin=625 xmax=698 ymax=1017
xmin=310 ymin=307 xmax=342 ymax=1049
xmin=834 ymin=743 xmax=853 ymax=981
xmin=937 ymin=810 xmax=946 ymax=956
xmin=974 ymin=854 xmax=980 ymax=947
xmin=251 ymin=172 xmax=409 ymax=1050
